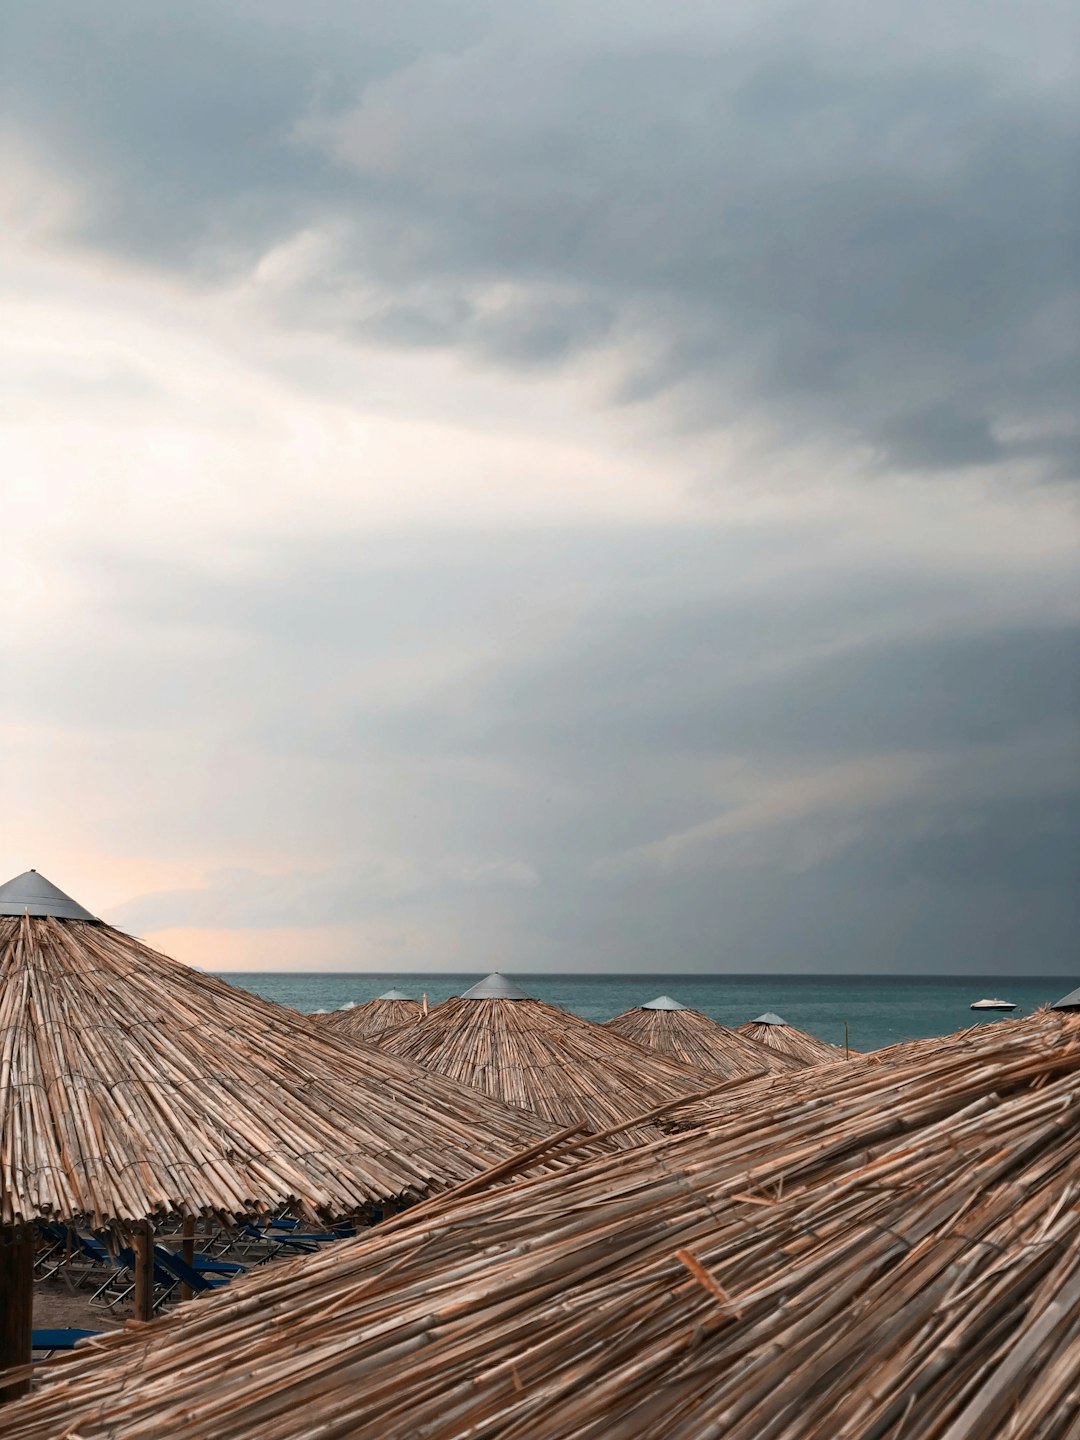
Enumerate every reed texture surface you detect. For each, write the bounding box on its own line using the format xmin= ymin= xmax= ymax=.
xmin=736 ymin=1016 xmax=855 ymax=1064
xmin=313 ymin=997 xmax=421 ymax=1042
xmin=604 ymin=1005 xmax=798 ymax=1079
xmin=5 ymin=1009 xmax=1078 ymax=1439
xmin=378 ymin=994 xmax=714 ymax=1144
xmin=0 ymin=915 xmax=553 ymax=1229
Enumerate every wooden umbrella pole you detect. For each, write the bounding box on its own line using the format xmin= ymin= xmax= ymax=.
xmin=0 ymin=1224 xmax=34 ymax=1403
xmin=133 ymin=1220 xmax=155 ymax=1322
xmin=180 ymin=1216 xmax=196 ymax=1301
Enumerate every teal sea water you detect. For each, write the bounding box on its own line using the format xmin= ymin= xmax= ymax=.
xmin=218 ymin=972 xmax=1076 ymax=1052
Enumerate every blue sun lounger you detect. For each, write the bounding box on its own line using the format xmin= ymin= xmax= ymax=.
xmin=31 ymin=1329 xmax=100 ymax=1357
xmin=153 ymin=1247 xmax=235 ymax=1295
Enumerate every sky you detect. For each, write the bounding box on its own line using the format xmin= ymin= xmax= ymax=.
xmin=2 ymin=0 xmax=1078 ymax=974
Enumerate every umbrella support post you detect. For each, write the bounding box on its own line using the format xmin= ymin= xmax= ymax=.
xmin=0 ymin=1224 xmax=34 ymax=1402
xmin=133 ymin=1221 xmax=155 ymax=1322
xmin=180 ymin=1216 xmax=196 ymax=1301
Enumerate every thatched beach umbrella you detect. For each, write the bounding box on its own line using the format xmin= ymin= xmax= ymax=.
xmin=736 ymin=1009 xmax=854 ymax=1065
xmin=0 ymin=872 xmax=553 ymax=1391
xmin=314 ymin=990 xmax=422 ymax=1042
xmin=379 ymin=973 xmax=714 ymax=1143
xmin=603 ymin=995 xmax=798 ymax=1079
xmin=6 ymin=1008 xmax=1079 ymax=1439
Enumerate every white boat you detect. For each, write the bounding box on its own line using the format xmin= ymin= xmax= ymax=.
xmin=970 ymin=997 xmax=1016 ymax=1011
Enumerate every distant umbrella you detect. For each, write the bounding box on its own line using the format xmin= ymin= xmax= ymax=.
xmin=1052 ymin=984 xmax=1080 ymax=1011
xmin=314 ymin=990 xmax=422 ymax=1042
xmin=604 ymin=995 xmax=798 ymax=1079
xmin=736 ymin=1011 xmax=857 ymax=1065
xmin=379 ymin=973 xmax=714 ymax=1144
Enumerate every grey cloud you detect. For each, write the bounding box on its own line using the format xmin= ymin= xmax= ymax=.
xmin=3 ymin=1 xmax=488 ymax=271
xmin=525 ymin=796 xmax=1080 ymax=974
xmin=7 ymin=523 xmax=1076 ymax=970
xmin=111 ymin=852 xmax=538 ymax=934
xmin=7 ymin=0 xmax=1078 ymax=476
xmin=494 ymin=623 xmax=1080 ymax=762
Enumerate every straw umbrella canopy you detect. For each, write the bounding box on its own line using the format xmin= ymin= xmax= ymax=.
xmin=0 ymin=879 xmax=555 ymax=1227
xmin=736 ymin=1010 xmax=854 ymax=1065
xmin=0 ymin=871 xmax=556 ymax=1388
xmin=313 ymin=990 xmax=422 ymax=1042
xmin=603 ymin=995 xmax=798 ymax=1079
xmin=379 ymin=973 xmax=715 ymax=1144
xmin=6 ymin=1008 xmax=1079 ymax=1439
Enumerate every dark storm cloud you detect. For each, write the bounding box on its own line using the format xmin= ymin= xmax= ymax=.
xmin=6 ymin=0 xmax=1078 ymax=477
xmin=2 ymin=0 xmax=488 ymax=269
xmin=445 ymin=621 xmax=1080 ymax=763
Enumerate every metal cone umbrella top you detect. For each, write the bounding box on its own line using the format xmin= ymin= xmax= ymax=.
xmin=0 ymin=869 xmax=97 ymax=921
xmin=460 ymin=972 xmax=531 ymax=1000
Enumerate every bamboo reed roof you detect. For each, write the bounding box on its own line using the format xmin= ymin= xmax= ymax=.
xmin=0 ymin=897 xmax=556 ymax=1229
xmin=736 ymin=1011 xmax=855 ymax=1065
xmin=7 ymin=1008 xmax=1079 ymax=1439
xmin=378 ymin=975 xmax=714 ymax=1144
xmin=313 ymin=992 xmax=422 ymax=1042
xmin=603 ymin=997 xmax=798 ymax=1079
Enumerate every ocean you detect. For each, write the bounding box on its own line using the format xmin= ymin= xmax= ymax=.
xmin=218 ymin=972 xmax=1076 ymax=1052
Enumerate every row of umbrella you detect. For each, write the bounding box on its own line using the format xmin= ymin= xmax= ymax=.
xmin=317 ymin=979 xmax=851 ymax=1072
xmin=6 ymin=1002 xmax=1080 ymax=1438
xmin=0 ymin=868 xmax=779 ymax=1391
xmin=3 ymin=866 xmax=1078 ymax=1435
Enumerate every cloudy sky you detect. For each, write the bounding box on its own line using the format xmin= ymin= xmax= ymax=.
xmin=3 ymin=0 xmax=1078 ymax=973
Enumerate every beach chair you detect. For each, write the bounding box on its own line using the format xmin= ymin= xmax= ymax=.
xmin=32 ymin=1222 xmax=70 ymax=1278
xmin=188 ymin=1250 xmax=247 ymax=1277
xmin=31 ymin=1329 xmax=101 ymax=1358
xmin=267 ymin=1217 xmax=356 ymax=1240
xmin=88 ymin=1247 xmax=177 ymax=1313
xmin=236 ymin=1222 xmax=326 ymax=1261
xmin=43 ymin=1228 xmax=116 ymax=1292
xmin=153 ymin=1247 xmax=234 ymax=1296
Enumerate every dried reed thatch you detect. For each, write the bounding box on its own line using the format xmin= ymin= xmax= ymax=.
xmin=7 ymin=1008 xmax=1079 ymax=1439
xmin=313 ymin=990 xmax=422 ymax=1042
xmin=736 ymin=1010 xmax=854 ymax=1065
xmin=0 ymin=874 xmax=556 ymax=1230
xmin=378 ymin=973 xmax=714 ymax=1144
xmin=603 ymin=995 xmax=798 ymax=1079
